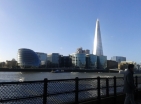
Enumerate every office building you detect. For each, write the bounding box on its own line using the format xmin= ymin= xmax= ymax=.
xmin=97 ymin=56 xmax=107 ymax=69
xmin=36 ymin=52 xmax=47 ymax=65
xmin=59 ymin=56 xmax=72 ymax=67
xmin=111 ymin=56 xmax=126 ymax=63
xmin=93 ymin=19 xmax=103 ymax=56
xmin=47 ymin=53 xmax=60 ymax=67
xmin=17 ymin=48 xmax=40 ymax=68
xmin=107 ymin=60 xmax=118 ymax=69
xmin=70 ymin=53 xmax=86 ymax=68
xmin=86 ymin=54 xmax=97 ymax=69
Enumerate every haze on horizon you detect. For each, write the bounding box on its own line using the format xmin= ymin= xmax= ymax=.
xmin=0 ymin=0 xmax=141 ymax=63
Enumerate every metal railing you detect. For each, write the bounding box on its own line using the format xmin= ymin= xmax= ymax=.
xmin=0 ymin=76 xmax=141 ymax=104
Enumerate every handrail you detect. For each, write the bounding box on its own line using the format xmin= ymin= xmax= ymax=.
xmin=0 ymin=76 xmax=140 ymax=104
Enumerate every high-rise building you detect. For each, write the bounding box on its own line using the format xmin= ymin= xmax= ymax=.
xmin=93 ymin=19 xmax=103 ymax=56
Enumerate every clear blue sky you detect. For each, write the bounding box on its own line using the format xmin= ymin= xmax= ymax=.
xmin=0 ymin=0 xmax=141 ymax=63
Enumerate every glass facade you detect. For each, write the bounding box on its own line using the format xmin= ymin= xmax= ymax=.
xmin=71 ymin=53 xmax=86 ymax=68
xmin=52 ymin=53 xmax=59 ymax=64
xmin=59 ymin=56 xmax=72 ymax=67
xmin=97 ymin=56 xmax=107 ymax=69
xmin=111 ymin=56 xmax=126 ymax=63
xmin=36 ymin=52 xmax=47 ymax=65
xmin=93 ymin=19 xmax=103 ymax=56
xmin=47 ymin=53 xmax=59 ymax=67
xmin=86 ymin=54 xmax=97 ymax=69
xmin=18 ymin=48 xmax=40 ymax=68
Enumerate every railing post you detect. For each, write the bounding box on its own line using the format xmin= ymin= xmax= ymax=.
xmin=114 ymin=76 xmax=117 ymax=104
xmin=43 ymin=78 xmax=47 ymax=104
xmin=97 ymin=76 xmax=101 ymax=104
xmin=75 ymin=77 xmax=79 ymax=104
xmin=106 ymin=78 xmax=109 ymax=97
xmin=135 ymin=76 xmax=138 ymax=100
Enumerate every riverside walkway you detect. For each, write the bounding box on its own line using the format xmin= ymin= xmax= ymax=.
xmin=0 ymin=76 xmax=141 ymax=104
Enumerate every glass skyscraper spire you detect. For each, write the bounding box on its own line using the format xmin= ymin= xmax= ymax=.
xmin=93 ymin=19 xmax=103 ymax=56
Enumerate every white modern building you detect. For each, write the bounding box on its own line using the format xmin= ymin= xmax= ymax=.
xmin=93 ymin=19 xmax=103 ymax=56
xmin=111 ymin=56 xmax=126 ymax=63
xmin=70 ymin=53 xmax=86 ymax=68
xmin=36 ymin=52 xmax=47 ymax=65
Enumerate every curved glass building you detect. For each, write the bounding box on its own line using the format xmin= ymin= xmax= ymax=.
xmin=18 ymin=48 xmax=40 ymax=68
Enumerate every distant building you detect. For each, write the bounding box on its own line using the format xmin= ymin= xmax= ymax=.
xmin=118 ymin=61 xmax=137 ymax=70
xmin=76 ymin=47 xmax=83 ymax=53
xmin=36 ymin=52 xmax=47 ymax=66
xmin=17 ymin=48 xmax=40 ymax=68
xmin=5 ymin=59 xmax=17 ymax=68
xmin=76 ymin=47 xmax=90 ymax=54
xmin=111 ymin=56 xmax=126 ymax=63
xmin=0 ymin=62 xmax=5 ymax=68
xmin=70 ymin=53 xmax=86 ymax=68
xmin=107 ymin=60 xmax=118 ymax=69
xmin=86 ymin=54 xmax=97 ymax=69
xmin=47 ymin=53 xmax=60 ymax=68
xmin=85 ymin=50 xmax=90 ymax=54
xmin=97 ymin=56 xmax=107 ymax=69
xmin=136 ymin=64 xmax=140 ymax=70
xmin=59 ymin=56 xmax=72 ymax=68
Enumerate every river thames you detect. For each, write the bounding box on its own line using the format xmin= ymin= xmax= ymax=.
xmin=0 ymin=72 xmax=141 ymax=82
xmin=0 ymin=72 xmax=127 ymax=82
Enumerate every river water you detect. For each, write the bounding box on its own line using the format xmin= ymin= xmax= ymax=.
xmin=0 ymin=72 xmax=141 ymax=82
xmin=0 ymin=72 xmax=127 ymax=82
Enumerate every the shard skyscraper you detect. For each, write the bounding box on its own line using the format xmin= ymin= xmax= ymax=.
xmin=93 ymin=19 xmax=103 ymax=56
